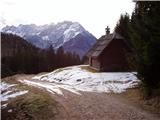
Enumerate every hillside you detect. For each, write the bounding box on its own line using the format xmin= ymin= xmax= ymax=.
xmin=1 ymin=33 xmax=81 ymax=78
xmin=1 ymin=33 xmax=39 ymax=58
xmin=1 ymin=66 xmax=160 ymax=120
xmin=2 ymin=21 xmax=96 ymax=58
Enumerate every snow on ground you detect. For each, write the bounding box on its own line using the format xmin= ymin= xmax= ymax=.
xmin=21 ymin=65 xmax=139 ymax=95
xmin=19 ymin=80 xmax=81 ymax=95
xmin=1 ymin=82 xmax=16 ymax=91
xmin=1 ymin=82 xmax=28 ymax=108
xmin=1 ymin=90 xmax=28 ymax=102
xmin=1 ymin=103 xmax=8 ymax=109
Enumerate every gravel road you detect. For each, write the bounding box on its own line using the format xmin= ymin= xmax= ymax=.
xmin=51 ymin=90 xmax=160 ymax=120
xmin=11 ymin=75 xmax=160 ymax=120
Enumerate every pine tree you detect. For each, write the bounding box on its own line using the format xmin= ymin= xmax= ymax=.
xmin=56 ymin=46 xmax=65 ymax=67
xmin=129 ymin=1 xmax=160 ymax=97
xmin=45 ymin=45 xmax=56 ymax=71
xmin=115 ymin=13 xmax=130 ymax=40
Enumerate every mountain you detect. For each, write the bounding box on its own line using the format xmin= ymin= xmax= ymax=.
xmin=1 ymin=32 xmax=39 ymax=58
xmin=1 ymin=33 xmax=82 ymax=78
xmin=1 ymin=32 xmax=40 ymax=77
xmin=2 ymin=21 xmax=96 ymax=58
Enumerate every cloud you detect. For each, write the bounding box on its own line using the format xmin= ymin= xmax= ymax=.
xmin=1 ymin=0 xmax=15 ymax=6
xmin=0 ymin=16 xmax=6 ymax=25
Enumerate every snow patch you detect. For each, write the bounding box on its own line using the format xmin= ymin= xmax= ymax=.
xmin=28 ymin=65 xmax=139 ymax=95
xmin=19 ymin=80 xmax=81 ymax=95
xmin=1 ymin=103 xmax=8 ymax=109
xmin=63 ymin=23 xmax=84 ymax=43
xmin=61 ymin=23 xmax=68 ymax=29
xmin=42 ymin=36 xmax=49 ymax=41
xmin=1 ymin=82 xmax=28 ymax=102
xmin=1 ymin=90 xmax=28 ymax=101
xmin=5 ymin=30 xmax=25 ymax=37
xmin=8 ymin=109 xmax=12 ymax=112
xmin=1 ymin=82 xmax=16 ymax=91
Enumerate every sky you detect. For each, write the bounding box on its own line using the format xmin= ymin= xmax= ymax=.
xmin=0 ymin=0 xmax=135 ymax=38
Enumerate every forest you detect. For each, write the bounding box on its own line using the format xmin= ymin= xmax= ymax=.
xmin=1 ymin=33 xmax=81 ymax=78
xmin=115 ymin=1 xmax=160 ymax=98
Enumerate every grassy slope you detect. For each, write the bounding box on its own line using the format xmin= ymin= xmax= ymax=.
xmin=117 ymin=88 xmax=160 ymax=115
xmin=80 ymin=66 xmax=98 ymax=73
xmin=1 ymin=75 xmax=60 ymax=120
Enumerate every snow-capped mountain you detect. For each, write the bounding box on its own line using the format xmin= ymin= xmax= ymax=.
xmin=2 ymin=21 xmax=96 ymax=57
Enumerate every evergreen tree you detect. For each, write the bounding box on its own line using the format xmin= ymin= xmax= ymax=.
xmin=115 ymin=13 xmax=130 ymax=40
xmin=56 ymin=46 xmax=65 ymax=67
xmin=46 ymin=45 xmax=56 ymax=71
xmin=129 ymin=1 xmax=160 ymax=97
xmin=114 ymin=2 xmax=160 ymax=97
xmin=1 ymin=33 xmax=82 ymax=78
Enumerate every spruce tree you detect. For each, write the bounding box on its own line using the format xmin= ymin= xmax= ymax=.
xmin=129 ymin=1 xmax=160 ymax=97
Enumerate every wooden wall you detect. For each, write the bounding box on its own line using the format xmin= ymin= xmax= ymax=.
xmin=100 ymin=39 xmax=130 ymax=71
xmin=90 ymin=57 xmax=101 ymax=71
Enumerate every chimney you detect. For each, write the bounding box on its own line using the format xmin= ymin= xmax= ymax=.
xmin=105 ymin=26 xmax=110 ymax=35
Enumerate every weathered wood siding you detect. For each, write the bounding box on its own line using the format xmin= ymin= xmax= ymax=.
xmin=90 ymin=58 xmax=101 ymax=70
xmin=100 ymin=39 xmax=130 ymax=71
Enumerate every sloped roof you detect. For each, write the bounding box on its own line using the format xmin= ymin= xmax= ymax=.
xmin=86 ymin=32 xmax=125 ymax=58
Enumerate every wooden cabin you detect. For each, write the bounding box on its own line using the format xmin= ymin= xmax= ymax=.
xmin=86 ymin=27 xmax=132 ymax=71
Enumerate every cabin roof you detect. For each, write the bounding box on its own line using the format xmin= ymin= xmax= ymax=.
xmin=86 ymin=32 xmax=125 ymax=58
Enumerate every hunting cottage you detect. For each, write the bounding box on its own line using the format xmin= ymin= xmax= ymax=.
xmin=86 ymin=26 xmax=132 ymax=71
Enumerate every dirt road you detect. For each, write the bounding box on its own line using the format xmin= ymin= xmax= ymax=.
xmin=50 ymin=89 xmax=159 ymax=120
xmin=6 ymin=74 xmax=160 ymax=120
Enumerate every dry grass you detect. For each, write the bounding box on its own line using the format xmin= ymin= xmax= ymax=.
xmin=118 ymin=88 xmax=160 ymax=115
xmin=36 ymin=72 xmax=48 ymax=76
xmin=81 ymin=66 xmax=98 ymax=73
xmin=1 ymin=76 xmax=60 ymax=120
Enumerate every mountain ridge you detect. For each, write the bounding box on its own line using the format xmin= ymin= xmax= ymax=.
xmin=2 ymin=21 xmax=96 ymax=57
